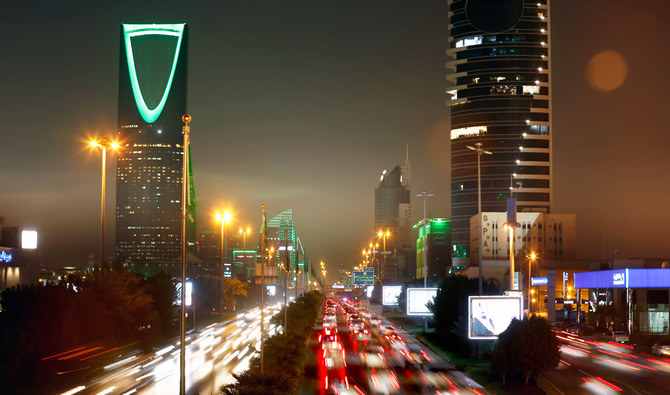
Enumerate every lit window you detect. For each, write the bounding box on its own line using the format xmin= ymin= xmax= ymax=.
xmin=450 ymin=126 xmax=487 ymax=140
xmin=523 ymin=85 xmax=540 ymax=94
xmin=455 ymin=35 xmax=483 ymax=48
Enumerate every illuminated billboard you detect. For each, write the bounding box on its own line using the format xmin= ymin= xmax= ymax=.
xmin=21 ymin=231 xmax=38 ymax=249
xmin=406 ymin=288 xmax=437 ymax=316
xmin=366 ymin=285 xmax=374 ymax=298
xmin=468 ymin=296 xmax=523 ymax=340
xmin=266 ymin=285 xmax=277 ymax=296
xmin=382 ymin=285 xmax=402 ymax=306
xmin=175 ymin=281 xmax=192 ymax=307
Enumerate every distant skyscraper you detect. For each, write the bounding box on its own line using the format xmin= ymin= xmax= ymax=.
xmin=375 ymin=166 xmax=410 ymax=283
xmin=447 ymin=1 xmax=552 ymax=261
xmin=115 ymin=23 xmax=194 ymax=263
xmin=266 ymin=208 xmax=298 ymax=287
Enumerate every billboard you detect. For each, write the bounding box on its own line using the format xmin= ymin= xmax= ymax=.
xmin=531 ymin=276 xmax=548 ymax=286
xmin=406 ymin=288 xmax=438 ymax=316
xmin=382 ymin=285 xmax=402 ymax=306
xmin=468 ymin=296 xmax=523 ymax=340
xmin=366 ymin=285 xmax=374 ymax=298
xmin=175 ymin=281 xmax=192 ymax=307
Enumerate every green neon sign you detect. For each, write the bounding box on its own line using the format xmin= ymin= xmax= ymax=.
xmin=123 ymin=24 xmax=185 ymax=123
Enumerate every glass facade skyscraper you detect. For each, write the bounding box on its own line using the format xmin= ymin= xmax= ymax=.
xmin=115 ymin=24 xmax=193 ymax=263
xmin=375 ymin=166 xmax=411 ymax=284
xmin=448 ymin=1 xmax=552 ymax=260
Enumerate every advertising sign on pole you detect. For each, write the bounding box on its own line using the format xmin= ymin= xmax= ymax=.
xmin=406 ymin=288 xmax=438 ymax=316
xmin=382 ymin=285 xmax=402 ymax=306
xmin=468 ymin=296 xmax=523 ymax=340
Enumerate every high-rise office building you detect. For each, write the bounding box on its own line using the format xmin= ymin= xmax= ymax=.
xmin=266 ymin=208 xmax=298 ymax=287
xmin=415 ymin=218 xmax=452 ymax=281
xmin=448 ymin=1 xmax=552 ymax=262
xmin=115 ymin=23 xmax=194 ymax=263
xmin=375 ymin=166 xmax=411 ymax=283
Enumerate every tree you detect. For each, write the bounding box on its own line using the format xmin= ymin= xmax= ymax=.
xmin=427 ymin=275 xmax=499 ymax=353
xmin=491 ymin=315 xmax=559 ymax=384
xmin=221 ymin=277 xmax=249 ymax=312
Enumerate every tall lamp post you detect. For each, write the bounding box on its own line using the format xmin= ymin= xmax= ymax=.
xmin=179 ymin=114 xmax=191 ymax=395
xmin=466 ymin=142 xmax=492 ymax=295
xmin=416 ymin=191 xmax=433 ymax=331
xmin=240 ymin=227 xmax=251 ymax=278
xmin=260 ymin=204 xmax=266 ymax=374
xmin=216 ymin=210 xmax=232 ymax=313
xmin=378 ymin=230 xmax=391 ymax=282
xmin=528 ymin=251 xmax=537 ymax=314
xmin=88 ymin=138 xmax=119 ymax=270
xmin=416 ymin=192 xmax=434 ymax=287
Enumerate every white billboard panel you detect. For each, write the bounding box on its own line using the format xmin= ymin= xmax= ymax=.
xmin=175 ymin=281 xmax=192 ymax=307
xmin=468 ymin=296 xmax=523 ymax=340
xmin=406 ymin=288 xmax=438 ymax=316
xmin=383 ymin=285 xmax=402 ymax=306
xmin=22 ymin=230 xmax=38 ymax=249
xmin=366 ymin=285 xmax=374 ymax=298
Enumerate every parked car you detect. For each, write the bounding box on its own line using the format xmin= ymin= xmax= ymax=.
xmin=611 ymin=331 xmax=629 ymax=343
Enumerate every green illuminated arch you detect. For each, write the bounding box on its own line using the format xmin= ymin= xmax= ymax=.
xmin=123 ymin=24 xmax=185 ymax=123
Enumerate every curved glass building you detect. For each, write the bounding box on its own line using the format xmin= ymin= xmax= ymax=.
xmin=448 ymin=0 xmax=552 ymax=261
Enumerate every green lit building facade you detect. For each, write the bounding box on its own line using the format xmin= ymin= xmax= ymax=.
xmin=267 ymin=208 xmax=305 ymax=287
xmin=415 ymin=218 xmax=452 ymax=280
xmin=115 ymin=24 xmax=195 ymax=263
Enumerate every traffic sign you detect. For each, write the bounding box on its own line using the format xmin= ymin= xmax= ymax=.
xmin=353 ymin=271 xmax=374 ymax=285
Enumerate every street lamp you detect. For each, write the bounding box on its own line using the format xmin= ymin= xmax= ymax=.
xmin=88 ymin=137 xmax=120 ymax=270
xmin=240 ymin=227 xmax=251 ymax=278
xmin=528 ymin=251 xmax=537 ymax=314
xmin=466 ymin=142 xmax=492 ymax=295
xmin=216 ymin=210 xmax=232 ymax=312
xmin=179 ymin=113 xmax=191 ymax=395
xmin=378 ymin=230 xmax=391 ymax=281
xmin=416 ymin=192 xmax=434 ymax=288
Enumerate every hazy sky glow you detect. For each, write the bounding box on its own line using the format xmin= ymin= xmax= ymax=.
xmin=1 ymin=1 xmax=669 ymax=280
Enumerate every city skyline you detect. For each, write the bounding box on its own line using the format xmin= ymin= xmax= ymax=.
xmin=1 ymin=1 xmax=670 ymax=281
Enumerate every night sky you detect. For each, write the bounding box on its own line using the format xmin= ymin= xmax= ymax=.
xmin=1 ymin=1 xmax=669 ymax=279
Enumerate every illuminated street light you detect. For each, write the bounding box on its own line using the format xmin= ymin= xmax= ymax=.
xmin=88 ymin=137 xmax=120 ymax=271
xmin=179 ymin=114 xmax=191 ymax=395
xmin=216 ymin=210 xmax=233 ymax=304
xmin=239 ymin=227 xmax=251 ymax=278
xmin=466 ymin=142 xmax=492 ymax=295
xmin=378 ymin=230 xmax=391 ymax=281
xmin=528 ymin=251 xmax=537 ymax=314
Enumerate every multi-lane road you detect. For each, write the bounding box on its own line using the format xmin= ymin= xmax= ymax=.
xmin=542 ymin=330 xmax=670 ymax=394
xmin=57 ymin=305 xmax=281 ymax=395
xmin=300 ymin=297 xmax=487 ymax=394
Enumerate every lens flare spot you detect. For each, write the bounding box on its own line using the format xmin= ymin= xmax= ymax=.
xmin=586 ymin=50 xmax=628 ymax=93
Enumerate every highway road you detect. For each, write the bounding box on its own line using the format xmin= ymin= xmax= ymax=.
xmin=300 ymin=297 xmax=487 ymax=394
xmin=57 ymin=305 xmax=282 ymax=395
